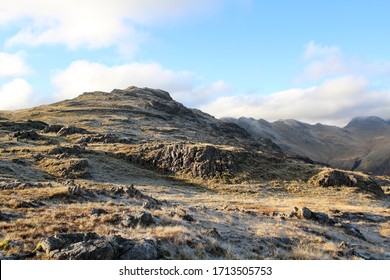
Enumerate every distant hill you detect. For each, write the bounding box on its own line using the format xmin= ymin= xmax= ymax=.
xmin=224 ymin=116 xmax=390 ymax=175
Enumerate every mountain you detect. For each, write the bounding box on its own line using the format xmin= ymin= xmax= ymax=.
xmin=1 ymin=86 xmax=288 ymax=181
xmin=4 ymin=86 xmax=251 ymax=146
xmin=224 ymin=116 xmax=390 ymax=175
xmin=0 ymin=86 xmax=389 ymax=260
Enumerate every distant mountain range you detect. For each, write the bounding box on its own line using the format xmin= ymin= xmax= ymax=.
xmin=223 ymin=116 xmax=390 ymax=175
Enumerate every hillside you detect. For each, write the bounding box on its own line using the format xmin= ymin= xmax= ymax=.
xmin=0 ymin=86 xmax=389 ymax=260
xmin=224 ymin=117 xmax=390 ymax=175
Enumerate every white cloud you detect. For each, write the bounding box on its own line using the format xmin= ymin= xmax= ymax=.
xmin=175 ymin=80 xmax=235 ymax=106
xmin=299 ymin=41 xmax=390 ymax=83
xmin=0 ymin=78 xmax=33 ymax=110
xmin=51 ymin=60 xmax=229 ymax=107
xmin=1 ymin=0 xmax=219 ymax=51
xmin=304 ymin=41 xmax=341 ymax=60
xmin=0 ymin=52 xmax=30 ymax=77
xmin=299 ymin=41 xmax=345 ymax=81
xmin=201 ymin=76 xmax=390 ymax=126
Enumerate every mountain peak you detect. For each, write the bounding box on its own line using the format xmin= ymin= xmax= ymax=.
xmin=344 ymin=116 xmax=387 ymax=129
xmin=118 ymin=86 xmax=173 ymax=101
xmin=79 ymin=86 xmax=173 ymax=101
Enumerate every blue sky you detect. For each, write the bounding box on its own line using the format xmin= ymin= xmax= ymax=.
xmin=1 ymin=0 xmax=390 ymax=125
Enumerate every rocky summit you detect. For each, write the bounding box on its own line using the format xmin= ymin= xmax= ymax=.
xmin=0 ymin=86 xmax=389 ymax=260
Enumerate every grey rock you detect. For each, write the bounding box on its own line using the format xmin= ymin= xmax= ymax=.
xmin=39 ymin=233 xmax=87 ymax=253
xmin=42 ymin=124 xmax=64 ymax=133
xmin=12 ymin=130 xmax=41 ymax=141
xmin=110 ymin=185 xmax=146 ymax=199
xmin=38 ymin=232 xmax=159 ymax=260
xmin=75 ymin=133 xmax=130 ymax=144
xmin=312 ymin=212 xmax=331 ymax=224
xmin=121 ymin=215 xmax=138 ymax=228
xmin=50 ymin=239 xmax=115 ymax=260
xmin=125 ymin=185 xmax=146 ymax=198
xmin=143 ymin=198 xmax=161 ymax=210
xmin=294 ymin=207 xmax=312 ymax=219
xmin=119 ymin=240 xmax=157 ymax=260
xmin=91 ymin=208 xmax=108 ymax=216
xmin=48 ymin=145 xmax=85 ymax=156
xmin=57 ymin=126 xmax=89 ymax=136
xmin=137 ymin=211 xmax=154 ymax=227
xmin=206 ymin=228 xmax=222 ymax=239
xmin=133 ymin=143 xmax=237 ymax=179
xmin=68 ymin=185 xmax=83 ymax=196
xmin=175 ymin=208 xmax=195 ymax=222
xmin=341 ymin=224 xmax=367 ymax=241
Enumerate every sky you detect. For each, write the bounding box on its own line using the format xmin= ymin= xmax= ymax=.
xmin=1 ymin=0 xmax=390 ymax=126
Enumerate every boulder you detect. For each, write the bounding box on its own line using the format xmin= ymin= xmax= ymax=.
xmin=294 ymin=207 xmax=312 ymax=220
xmin=137 ymin=211 xmax=154 ymax=227
xmin=292 ymin=207 xmax=334 ymax=225
xmin=110 ymin=185 xmax=146 ymax=199
xmin=57 ymin=126 xmax=89 ymax=136
xmin=175 ymin=208 xmax=195 ymax=222
xmin=39 ymin=233 xmax=88 ymax=253
xmin=42 ymin=124 xmax=64 ymax=133
xmin=12 ymin=130 xmax=41 ymax=141
xmin=37 ymin=232 xmax=158 ymax=260
xmin=48 ymin=145 xmax=85 ymax=156
xmin=121 ymin=215 xmax=138 ymax=228
xmin=91 ymin=208 xmax=108 ymax=216
xmin=50 ymin=238 xmax=115 ymax=260
xmin=119 ymin=239 xmax=157 ymax=260
xmin=312 ymin=212 xmax=334 ymax=225
xmin=143 ymin=198 xmax=161 ymax=210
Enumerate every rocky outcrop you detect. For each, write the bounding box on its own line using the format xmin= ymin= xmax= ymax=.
xmin=48 ymin=145 xmax=86 ymax=156
xmin=308 ymin=169 xmax=384 ymax=196
xmin=291 ymin=206 xmax=334 ymax=225
xmin=38 ymin=158 xmax=90 ymax=179
xmin=76 ymin=133 xmax=132 ymax=144
xmin=42 ymin=124 xmax=64 ymax=133
xmin=12 ymin=130 xmax=41 ymax=141
xmin=36 ymin=232 xmax=158 ymax=260
xmin=129 ymin=143 xmax=237 ymax=179
xmin=0 ymin=119 xmax=47 ymax=132
xmin=173 ymin=208 xmax=195 ymax=222
xmin=57 ymin=126 xmax=89 ymax=136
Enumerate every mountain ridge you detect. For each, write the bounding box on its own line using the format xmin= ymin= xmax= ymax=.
xmin=224 ymin=116 xmax=390 ymax=175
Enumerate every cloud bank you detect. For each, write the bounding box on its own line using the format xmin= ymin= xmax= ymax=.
xmin=201 ymin=76 xmax=390 ymax=125
xmin=201 ymin=41 xmax=390 ymax=125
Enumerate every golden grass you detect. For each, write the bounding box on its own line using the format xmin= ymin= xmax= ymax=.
xmin=0 ymin=177 xmax=389 ymax=259
xmin=380 ymin=222 xmax=390 ymax=238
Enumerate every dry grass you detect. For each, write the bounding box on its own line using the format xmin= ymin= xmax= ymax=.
xmin=1 ymin=168 xmax=389 ymax=260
